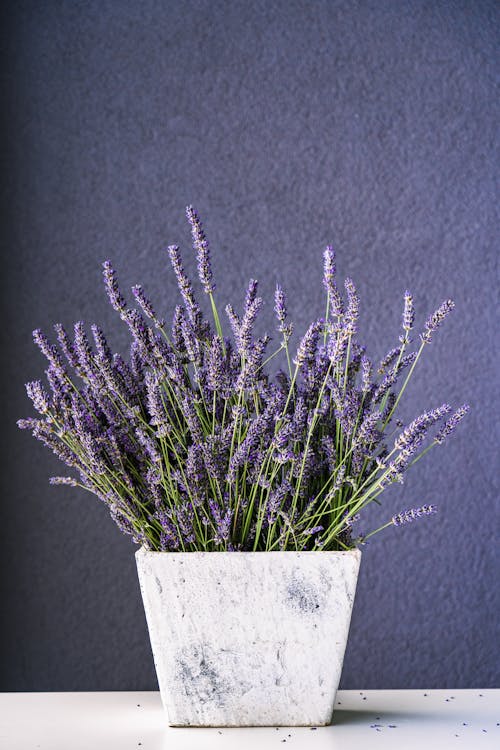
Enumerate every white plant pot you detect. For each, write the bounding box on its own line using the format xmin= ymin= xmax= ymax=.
xmin=136 ymin=548 xmax=361 ymax=727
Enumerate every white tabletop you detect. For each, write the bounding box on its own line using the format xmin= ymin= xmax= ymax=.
xmin=0 ymin=689 xmax=498 ymax=749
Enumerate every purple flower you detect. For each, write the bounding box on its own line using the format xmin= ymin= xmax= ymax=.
xmin=103 ymin=261 xmax=127 ymax=315
xmin=156 ymin=508 xmax=182 ymax=550
xmin=302 ymin=525 xmax=324 ymax=536
xmin=33 ymin=329 xmax=65 ymax=375
xmin=323 ymin=245 xmax=335 ymax=291
xmin=294 ymin=320 xmax=322 ymax=368
xmin=54 ymin=324 xmax=79 ymax=370
xmin=167 ymin=244 xmax=202 ymax=331
xmin=110 ymin=506 xmax=136 ymax=538
xmin=377 ymin=347 xmax=401 ymax=375
xmin=321 ymin=435 xmax=336 ymax=472
xmin=26 ymin=380 xmax=50 ymax=415
xmin=245 ymin=279 xmax=259 ymax=310
xmin=392 ymin=504 xmax=437 ymax=526
xmin=394 ymin=404 xmax=451 ymax=451
xmin=186 ymin=205 xmax=215 ymax=295
xmin=19 ymin=208 xmax=468 ymax=553
xmin=206 ymin=335 xmax=226 ymax=393
xmin=235 ymin=336 xmax=268 ymax=390
xmin=180 ymin=315 xmax=202 ymax=365
xmin=327 ymin=325 xmax=349 ymax=367
xmin=176 ymin=501 xmax=196 ymax=545
xmin=208 ymin=498 xmax=233 ymax=545
xmin=135 ymin=427 xmax=162 ymax=464
xmin=400 ymin=290 xmax=415 ymax=343
xmin=126 ymin=310 xmax=152 ymax=357
xmin=91 ymin=324 xmax=112 ymax=362
xmin=435 ymin=404 xmax=470 ymax=444
xmin=81 ymin=433 xmax=106 ymax=475
xmin=361 ymin=355 xmax=373 ymax=393
xmin=145 ymin=373 xmax=169 ymax=432
xmin=421 ymin=299 xmax=455 ymax=343
xmin=17 ymin=417 xmax=39 ymax=431
xmin=344 ymin=278 xmax=359 ymax=335
xmin=373 ymin=352 xmax=416 ymax=403
xmin=265 ymin=481 xmax=292 ymax=526
xmin=39 ymin=429 xmax=80 ymax=468
xmin=344 ymin=514 xmax=360 ymax=528
xmin=180 ymin=397 xmax=204 ymax=443
xmin=46 ymin=363 xmax=70 ymax=404
xmin=274 ymin=284 xmax=293 ymax=339
xmin=328 ymin=464 xmax=346 ymax=496
xmin=235 ymin=295 xmax=263 ymax=355
xmin=354 ymin=410 xmax=382 ymax=447
xmin=323 ymin=246 xmax=344 ymax=316
xmin=73 ymin=322 xmax=95 ymax=379
xmin=225 ymin=303 xmax=241 ymax=341
xmin=132 ymin=285 xmax=164 ymax=328
xmin=49 ymin=476 xmax=78 ymax=486
xmin=129 ymin=341 xmax=145 ymax=380
xmin=113 ymin=353 xmax=141 ymax=400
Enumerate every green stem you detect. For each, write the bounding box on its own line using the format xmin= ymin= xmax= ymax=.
xmin=209 ymin=292 xmax=226 ymax=353
xmin=381 ymin=340 xmax=425 ymax=431
xmin=282 ymin=360 xmax=334 ymax=549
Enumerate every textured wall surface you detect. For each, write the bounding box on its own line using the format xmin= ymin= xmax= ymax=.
xmin=1 ymin=0 xmax=498 ymax=691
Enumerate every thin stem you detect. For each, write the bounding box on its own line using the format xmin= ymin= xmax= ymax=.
xmin=209 ymin=292 xmax=225 ymax=353
xmin=382 ymin=340 xmax=425 ymax=431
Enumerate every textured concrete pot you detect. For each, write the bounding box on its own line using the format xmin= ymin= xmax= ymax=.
xmin=136 ymin=548 xmax=361 ymax=727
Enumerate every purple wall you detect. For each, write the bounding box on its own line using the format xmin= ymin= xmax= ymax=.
xmin=1 ymin=0 xmax=498 ymax=690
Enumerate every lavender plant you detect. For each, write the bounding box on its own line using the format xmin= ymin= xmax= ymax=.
xmin=18 ymin=208 xmax=469 ymax=552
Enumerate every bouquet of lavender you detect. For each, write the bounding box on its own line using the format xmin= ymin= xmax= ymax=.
xmin=18 ymin=208 xmax=468 ymax=552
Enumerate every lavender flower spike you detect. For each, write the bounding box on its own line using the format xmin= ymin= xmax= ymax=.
xmin=421 ymin=299 xmax=455 ymax=343
xmin=435 ymin=404 xmax=470 ymax=444
xmin=394 ymin=404 xmax=451 ymax=451
xmin=392 ymin=504 xmax=437 ymax=526
xmin=186 ymin=205 xmax=215 ymax=294
xmin=167 ymin=244 xmax=201 ymax=328
xmin=294 ymin=320 xmax=322 ymax=368
xmin=361 ymin=355 xmax=372 ymax=393
xmin=323 ymin=245 xmax=335 ymax=290
xmin=274 ymin=284 xmax=293 ymax=339
xmin=400 ymin=290 xmax=415 ymax=343
xmin=302 ymin=525 xmax=323 ymax=536
xmin=132 ymin=285 xmax=164 ymax=328
xmin=54 ymin=323 xmax=79 ymax=369
xmin=49 ymin=476 xmax=78 ymax=486
xmin=91 ymin=324 xmax=112 ymax=362
xmin=344 ymin=277 xmax=359 ymax=335
xmin=237 ymin=296 xmax=263 ymax=355
xmin=378 ymin=346 xmax=401 ymax=375
xmin=32 ymin=329 xmax=65 ymax=374
xmin=207 ymin=335 xmax=225 ymax=392
xmin=103 ymin=261 xmax=127 ymax=315
xmin=245 ymin=279 xmax=259 ymax=310
xmin=26 ymin=381 xmax=50 ymax=415
xmin=323 ymin=245 xmax=344 ymax=316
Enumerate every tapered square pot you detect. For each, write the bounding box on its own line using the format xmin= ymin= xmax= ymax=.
xmin=136 ymin=548 xmax=361 ymax=727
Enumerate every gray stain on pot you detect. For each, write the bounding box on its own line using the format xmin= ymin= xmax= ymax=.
xmin=175 ymin=644 xmax=229 ymax=708
xmin=285 ymin=569 xmax=324 ymax=614
xmin=154 ymin=577 xmax=163 ymax=595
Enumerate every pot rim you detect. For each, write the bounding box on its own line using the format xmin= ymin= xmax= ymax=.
xmin=136 ymin=547 xmax=361 ymax=558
